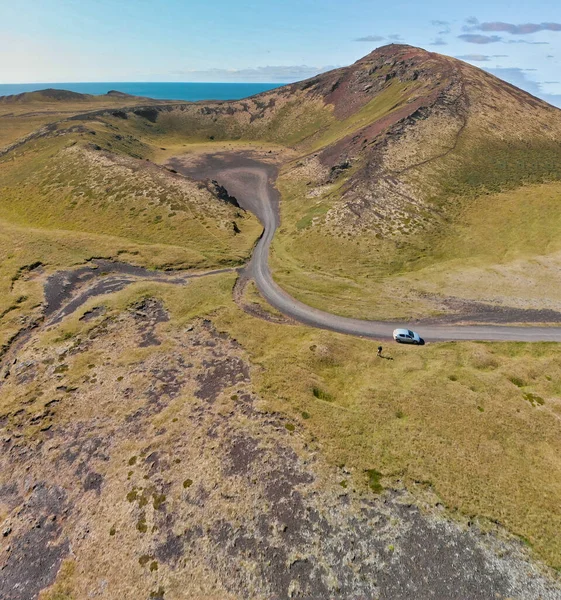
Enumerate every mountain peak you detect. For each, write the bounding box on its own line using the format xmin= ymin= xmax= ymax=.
xmin=358 ymin=43 xmax=428 ymax=59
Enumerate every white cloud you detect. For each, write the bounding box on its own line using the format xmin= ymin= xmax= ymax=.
xmin=168 ymin=65 xmax=335 ymax=83
xmin=354 ymin=35 xmax=385 ymax=42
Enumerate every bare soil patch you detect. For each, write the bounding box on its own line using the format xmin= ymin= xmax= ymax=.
xmin=417 ymin=295 xmax=561 ymax=325
xmin=167 ymin=150 xmax=282 ymax=225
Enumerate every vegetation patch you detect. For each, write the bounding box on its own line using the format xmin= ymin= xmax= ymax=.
xmin=523 ymin=392 xmax=545 ymax=407
xmin=152 ymin=493 xmax=166 ymax=510
xmin=436 ymin=140 xmax=561 ymax=200
xmin=312 ymin=387 xmax=333 ymax=402
xmin=365 ymin=469 xmax=384 ymax=494
xmin=136 ymin=516 xmax=148 ymax=533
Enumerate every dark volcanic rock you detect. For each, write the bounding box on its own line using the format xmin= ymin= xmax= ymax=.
xmin=133 ymin=107 xmax=159 ymax=123
xmin=83 ymin=471 xmax=103 ymax=493
xmin=209 ymin=179 xmax=241 ymax=208
xmin=0 ymin=484 xmax=69 ymax=600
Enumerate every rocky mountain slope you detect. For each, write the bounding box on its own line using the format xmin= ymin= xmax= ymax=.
xmin=79 ymin=44 xmax=561 ymax=246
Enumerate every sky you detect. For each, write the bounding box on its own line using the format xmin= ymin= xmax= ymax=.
xmin=1 ymin=0 xmax=560 ymax=107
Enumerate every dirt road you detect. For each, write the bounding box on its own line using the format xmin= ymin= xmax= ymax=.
xmin=168 ymin=153 xmax=561 ymax=343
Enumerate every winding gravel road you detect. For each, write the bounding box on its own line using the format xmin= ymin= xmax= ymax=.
xmin=170 ymin=156 xmax=561 ymax=343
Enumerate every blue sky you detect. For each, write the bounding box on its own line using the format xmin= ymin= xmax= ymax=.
xmin=1 ymin=0 xmax=560 ymax=106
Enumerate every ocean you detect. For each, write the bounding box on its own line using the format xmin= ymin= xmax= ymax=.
xmin=0 ymin=82 xmax=283 ymax=101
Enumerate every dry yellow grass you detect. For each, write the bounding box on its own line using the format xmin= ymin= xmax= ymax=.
xmin=270 ymin=165 xmax=561 ymax=320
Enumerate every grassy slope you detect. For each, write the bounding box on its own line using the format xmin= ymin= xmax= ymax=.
xmin=119 ymin=95 xmax=336 ymax=147
xmin=267 ymin=84 xmax=561 ymax=320
xmin=302 ymin=80 xmax=417 ymax=152
xmin=0 ymin=94 xmax=180 ymax=149
xmin=0 ymin=116 xmax=261 ymax=349
xmin=27 ymin=273 xmax=561 ymax=569
xmin=0 ymin=137 xmax=258 ymax=261
xmin=271 ymin=171 xmax=561 ymax=319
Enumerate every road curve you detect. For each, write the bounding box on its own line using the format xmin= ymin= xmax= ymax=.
xmin=177 ymin=159 xmax=561 ymax=343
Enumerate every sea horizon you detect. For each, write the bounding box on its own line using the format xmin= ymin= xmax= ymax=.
xmin=0 ymin=81 xmax=284 ymax=102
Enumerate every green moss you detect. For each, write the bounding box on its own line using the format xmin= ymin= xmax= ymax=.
xmin=153 ymin=493 xmax=166 ymax=510
xmin=312 ymin=387 xmax=333 ymax=402
xmin=285 ymin=423 xmax=295 ymax=432
xmin=109 ymin=526 xmax=116 ymax=536
xmin=183 ymin=479 xmax=193 ymax=489
xmin=128 ymin=456 xmax=137 ymax=466
xmin=307 ymin=80 xmax=415 ymax=152
xmin=366 ymin=469 xmax=384 ymax=494
xmin=524 ymin=392 xmax=545 ymax=407
xmin=301 ymin=411 xmax=311 ymax=419
xmin=510 ymin=377 xmax=526 ymax=388
xmin=262 ymin=99 xmax=334 ymax=146
xmin=136 ymin=516 xmax=148 ymax=533
xmin=149 ymin=561 xmax=159 ymax=572
xmin=126 ymin=489 xmax=138 ymax=502
xmin=138 ymin=555 xmax=151 ymax=567
xmin=296 ymin=204 xmax=330 ymax=230
xmin=439 ymin=140 xmax=561 ymax=200
xmin=55 ymin=331 xmax=74 ymax=342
